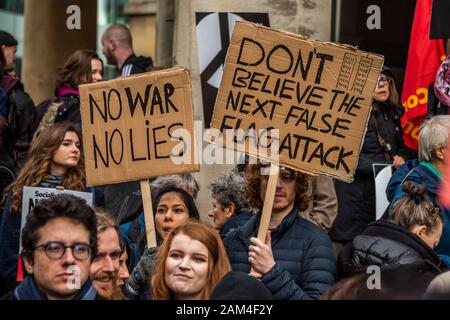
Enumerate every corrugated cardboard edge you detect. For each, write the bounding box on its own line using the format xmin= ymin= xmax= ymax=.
xmin=207 ymin=20 xmax=385 ymax=183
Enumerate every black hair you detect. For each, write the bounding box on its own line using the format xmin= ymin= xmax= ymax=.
xmin=153 ymin=186 xmax=200 ymax=220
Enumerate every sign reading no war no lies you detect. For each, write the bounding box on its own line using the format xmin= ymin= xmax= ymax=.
xmin=209 ymin=21 xmax=384 ymax=182
xmin=80 ymin=67 xmax=199 ymax=186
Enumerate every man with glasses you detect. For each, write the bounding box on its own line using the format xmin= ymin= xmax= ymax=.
xmin=223 ymin=163 xmax=336 ymax=300
xmin=1 ymin=194 xmax=102 ymax=300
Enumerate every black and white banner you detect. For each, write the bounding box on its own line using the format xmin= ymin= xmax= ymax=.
xmin=195 ymin=12 xmax=270 ymax=128
xmin=373 ymin=164 xmax=393 ymax=220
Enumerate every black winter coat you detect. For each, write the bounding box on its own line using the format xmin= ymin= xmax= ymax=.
xmin=330 ymin=103 xmax=407 ymax=243
xmin=223 ymin=207 xmax=336 ymax=300
xmin=338 ymin=219 xmax=446 ymax=278
xmin=34 ymin=94 xmax=81 ymax=132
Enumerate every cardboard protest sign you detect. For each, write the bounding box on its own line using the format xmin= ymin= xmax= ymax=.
xmin=209 ymin=21 xmax=384 ymax=182
xmin=79 ymin=67 xmax=199 ymax=186
xmin=20 ymin=187 xmax=94 ymax=252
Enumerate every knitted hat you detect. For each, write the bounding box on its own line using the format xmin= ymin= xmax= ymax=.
xmin=0 ymin=31 xmax=18 ymax=47
xmin=382 ymin=65 xmax=394 ymax=79
xmin=210 ymin=271 xmax=273 ymax=300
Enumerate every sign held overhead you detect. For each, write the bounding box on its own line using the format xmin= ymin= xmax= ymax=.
xmin=80 ymin=67 xmax=199 ymax=186
xmin=209 ymin=21 xmax=384 ymax=182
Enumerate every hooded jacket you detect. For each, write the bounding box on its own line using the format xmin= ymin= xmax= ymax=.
xmin=120 ymin=55 xmax=153 ymax=76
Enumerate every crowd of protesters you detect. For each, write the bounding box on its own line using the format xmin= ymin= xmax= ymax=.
xmin=2 ymin=23 xmax=450 ymax=301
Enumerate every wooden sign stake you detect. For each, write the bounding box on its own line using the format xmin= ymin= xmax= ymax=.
xmin=257 ymin=163 xmax=279 ymax=241
xmin=250 ymin=162 xmax=279 ymax=276
xmin=140 ymin=179 xmax=157 ymax=248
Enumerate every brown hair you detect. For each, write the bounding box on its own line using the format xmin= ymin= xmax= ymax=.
xmin=94 ymin=208 xmax=120 ymax=235
xmin=320 ymin=273 xmax=372 ymax=300
xmin=392 ymin=181 xmax=443 ymax=235
xmin=3 ymin=122 xmax=86 ymax=213
xmin=56 ymin=49 xmax=102 ymax=89
xmin=245 ymin=163 xmax=311 ymax=211
xmin=386 ymin=72 xmax=400 ymax=108
xmin=149 ymin=221 xmax=231 ymax=300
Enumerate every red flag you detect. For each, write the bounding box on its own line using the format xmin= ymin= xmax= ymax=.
xmin=401 ymin=0 xmax=445 ymax=150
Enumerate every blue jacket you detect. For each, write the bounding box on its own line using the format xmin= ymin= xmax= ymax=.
xmin=223 ymin=208 xmax=336 ymax=300
xmin=219 ymin=210 xmax=254 ymax=239
xmin=0 ymin=186 xmax=97 ymax=291
xmin=386 ymin=160 xmax=450 ymax=266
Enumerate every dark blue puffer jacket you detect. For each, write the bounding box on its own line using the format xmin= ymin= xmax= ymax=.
xmin=386 ymin=159 xmax=450 ymax=266
xmin=223 ymin=207 xmax=336 ymax=300
xmin=219 ymin=210 xmax=254 ymax=239
xmin=0 ymin=186 xmax=99 ymax=292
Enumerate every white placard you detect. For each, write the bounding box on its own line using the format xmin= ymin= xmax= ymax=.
xmin=20 ymin=186 xmax=94 ymax=252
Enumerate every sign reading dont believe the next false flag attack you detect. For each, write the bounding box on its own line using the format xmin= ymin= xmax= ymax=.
xmin=209 ymin=21 xmax=384 ymax=182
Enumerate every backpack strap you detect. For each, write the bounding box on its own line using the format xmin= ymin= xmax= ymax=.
xmin=369 ymin=113 xmax=392 ymax=161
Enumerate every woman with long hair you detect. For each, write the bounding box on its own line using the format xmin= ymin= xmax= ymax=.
xmin=123 ymin=186 xmax=200 ymax=299
xmin=0 ymin=121 xmax=87 ymax=293
xmin=34 ymin=49 xmax=103 ymax=134
xmin=330 ymin=66 xmax=409 ymax=245
xmin=150 ymin=221 xmax=231 ymax=300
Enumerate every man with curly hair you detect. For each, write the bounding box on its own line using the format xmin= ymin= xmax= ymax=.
xmin=223 ymin=162 xmax=336 ymax=300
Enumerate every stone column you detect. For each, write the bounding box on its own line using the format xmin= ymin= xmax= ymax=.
xmin=173 ymin=0 xmax=334 ymax=220
xmin=155 ymin=0 xmax=175 ymax=67
xmin=22 ymin=0 xmax=97 ymax=104
xmin=124 ymin=0 xmax=157 ymax=62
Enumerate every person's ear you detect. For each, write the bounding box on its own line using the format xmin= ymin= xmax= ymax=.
xmin=22 ymin=255 xmax=34 ymax=275
xmin=225 ymin=203 xmax=235 ymax=218
xmin=412 ymin=225 xmax=427 ymax=237
xmin=109 ymin=39 xmax=117 ymax=51
xmin=434 ymin=146 xmax=446 ymax=161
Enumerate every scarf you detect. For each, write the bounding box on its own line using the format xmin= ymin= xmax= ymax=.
xmin=14 ymin=275 xmax=97 ymax=300
xmin=434 ymin=56 xmax=450 ymax=107
xmin=55 ymin=85 xmax=79 ymax=97
xmin=39 ymin=174 xmax=64 ymax=188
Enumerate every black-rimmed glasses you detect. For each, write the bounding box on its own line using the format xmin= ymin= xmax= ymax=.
xmin=34 ymin=241 xmax=92 ymax=260
xmin=377 ymin=75 xmax=392 ymax=86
